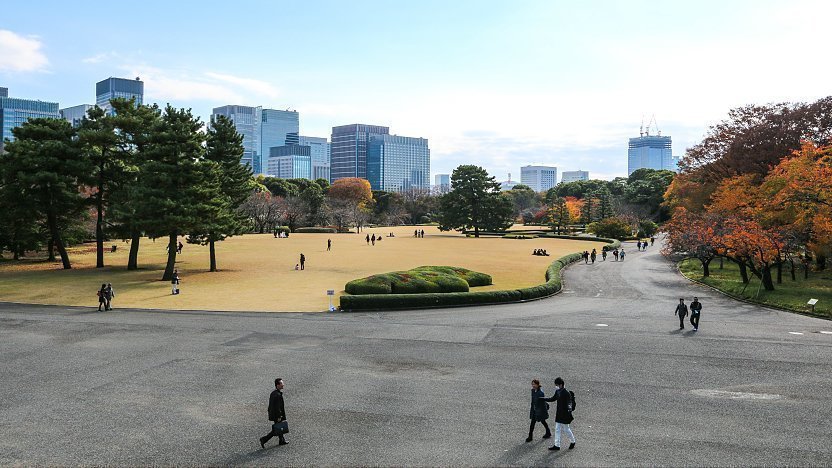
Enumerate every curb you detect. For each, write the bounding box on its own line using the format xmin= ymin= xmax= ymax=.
xmin=674 ymin=262 xmax=830 ymax=321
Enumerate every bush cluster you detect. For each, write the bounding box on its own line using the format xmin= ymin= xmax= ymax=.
xmin=345 ymin=266 xmax=492 ymax=295
xmin=294 ymin=227 xmax=338 ymax=233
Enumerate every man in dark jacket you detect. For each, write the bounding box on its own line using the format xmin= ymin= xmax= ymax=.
xmin=690 ymin=297 xmax=702 ymax=331
xmin=526 ymin=379 xmax=551 ymax=442
xmin=544 ymin=377 xmax=576 ymax=451
xmin=675 ymin=298 xmax=688 ymax=329
xmin=259 ymin=378 xmax=288 ymax=447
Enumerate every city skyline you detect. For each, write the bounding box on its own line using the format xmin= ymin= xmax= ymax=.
xmin=1 ymin=1 xmax=831 ymax=181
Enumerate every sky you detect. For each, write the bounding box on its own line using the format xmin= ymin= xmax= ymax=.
xmin=1 ymin=0 xmax=830 ymax=182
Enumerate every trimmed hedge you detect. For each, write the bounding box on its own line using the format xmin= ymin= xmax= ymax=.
xmin=294 ymin=227 xmax=338 ymax=234
xmin=345 ymin=266 xmax=492 ymax=295
xmin=274 ymin=226 xmax=290 ymax=235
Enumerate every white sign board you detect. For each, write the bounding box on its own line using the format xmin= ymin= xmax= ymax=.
xmin=808 ymin=298 xmax=819 ymax=306
xmin=327 ymin=289 xmax=335 ymax=296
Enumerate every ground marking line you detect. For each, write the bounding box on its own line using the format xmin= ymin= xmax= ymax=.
xmin=596 ymin=323 xmax=609 ymax=327
xmin=788 ymin=332 xmax=804 ymax=335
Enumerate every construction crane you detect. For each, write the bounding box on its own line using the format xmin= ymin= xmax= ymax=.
xmin=640 ymin=114 xmax=661 ymax=137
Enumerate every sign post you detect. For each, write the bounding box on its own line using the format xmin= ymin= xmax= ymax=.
xmin=327 ymin=289 xmax=336 ymax=312
xmin=808 ymin=298 xmax=818 ymax=313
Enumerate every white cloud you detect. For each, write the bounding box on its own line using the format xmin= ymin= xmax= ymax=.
xmin=204 ymin=72 xmax=280 ymax=99
xmin=82 ymin=52 xmax=119 ymax=64
xmin=0 ymin=29 xmax=48 ymax=72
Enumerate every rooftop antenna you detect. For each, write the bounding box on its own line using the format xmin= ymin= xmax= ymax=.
xmin=640 ymin=115 xmax=645 ymax=137
xmin=646 ymin=114 xmax=661 ymax=137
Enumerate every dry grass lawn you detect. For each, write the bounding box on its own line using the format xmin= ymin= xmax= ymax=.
xmin=0 ymin=225 xmax=605 ymax=312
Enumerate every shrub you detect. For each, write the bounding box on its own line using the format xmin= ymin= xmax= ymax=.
xmin=345 ymin=266 xmax=492 ymax=295
xmin=586 ymin=217 xmax=632 ymax=240
xmin=294 ymin=227 xmax=338 ymax=234
xmin=638 ymin=220 xmax=659 ymax=238
xmin=274 ymin=226 xmax=290 ymax=235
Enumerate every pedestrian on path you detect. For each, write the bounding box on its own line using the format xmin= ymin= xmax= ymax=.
xmin=619 ymin=249 xmax=626 ymax=261
xmin=650 ymin=236 xmax=655 ymax=246
xmin=527 ymin=379 xmax=551 ymax=442
xmin=637 ymin=240 xmax=642 ymax=251
xmin=327 ymin=239 xmax=332 ymax=251
xmin=299 ymin=253 xmax=305 ymax=270
xmin=259 ymin=378 xmax=288 ymax=448
xmin=690 ymin=297 xmax=702 ymax=331
xmin=544 ymin=377 xmax=576 ymax=451
xmin=97 ymin=284 xmax=107 ymax=311
xmin=366 ymin=234 xmax=370 ymax=245
xmin=171 ymin=269 xmax=181 ymax=295
xmin=590 ymin=249 xmax=597 ymax=264
xmin=613 ymin=249 xmax=619 ymax=261
xmin=371 ymin=234 xmax=376 ymax=246
xmin=104 ymin=283 xmax=115 ymax=310
xmin=674 ymin=298 xmax=688 ymax=329
xmin=582 ymin=251 xmax=589 ymax=264
xmin=421 ymin=229 xmax=425 ymax=238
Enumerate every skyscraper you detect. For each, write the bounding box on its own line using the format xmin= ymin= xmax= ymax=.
xmin=561 ymin=170 xmax=590 ymax=183
xmin=330 ymin=124 xmax=389 ymax=182
xmin=261 ymin=109 xmax=299 ymax=171
xmin=299 ymin=135 xmax=330 ymax=181
xmin=628 ymin=134 xmax=676 ymax=175
xmin=367 ymin=134 xmax=430 ymax=192
xmin=95 ymin=77 xmax=143 ymax=114
xmin=0 ymin=88 xmax=60 ymax=152
xmin=434 ymin=174 xmax=451 ymax=194
xmin=212 ymin=105 xmax=262 ymax=172
xmin=267 ymin=145 xmax=312 ymax=179
xmin=520 ymin=165 xmax=558 ymax=192
xmin=60 ymin=104 xmax=93 ymax=127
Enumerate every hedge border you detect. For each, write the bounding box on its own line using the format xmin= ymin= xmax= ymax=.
xmin=339 ymin=237 xmax=620 ymax=312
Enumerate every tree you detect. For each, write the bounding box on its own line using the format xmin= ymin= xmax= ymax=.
xmin=401 ymin=188 xmax=439 ymax=224
xmin=662 ymin=208 xmax=722 ymax=277
xmin=328 ymin=178 xmax=373 ymax=231
xmin=240 ymin=190 xmax=284 ymax=233
xmin=436 ymin=165 xmax=513 ymax=237
xmin=506 ymin=184 xmax=539 ymax=219
xmin=3 ymin=118 xmax=89 ymax=269
xmin=187 ymin=115 xmax=252 ymax=272
xmin=0 ymin=166 xmax=43 ymax=259
xmin=624 ymin=169 xmax=674 ymax=220
xmin=548 ymin=197 xmax=570 ymax=234
xmin=78 ymin=106 xmax=122 ymax=268
xmin=586 ymin=217 xmax=632 ymax=240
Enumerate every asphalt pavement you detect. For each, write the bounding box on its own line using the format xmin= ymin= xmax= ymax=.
xmin=1 ymin=239 xmax=831 ymax=466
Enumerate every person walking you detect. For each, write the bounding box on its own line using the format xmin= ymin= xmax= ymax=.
xmin=371 ymin=234 xmax=376 ymax=246
xmin=421 ymin=229 xmax=425 ymax=238
xmin=590 ymin=249 xmax=597 ymax=264
xmin=619 ymin=249 xmax=626 ymax=261
xmin=327 ymin=239 xmax=332 ymax=251
xmin=690 ymin=296 xmax=702 ymax=331
xmin=97 ymin=284 xmax=107 ymax=311
xmin=544 ymin=377 xmax=576 ymax=451
xmin=582 ymin=251 xmax=589 ymax=264
xmin=171 ymin=269 xmax=180 ymax=295
xmin=259 ymin=378 xmax=289 ymax=448
xmin=674 ymin=298 xmax=688 ymax=329
xmin=613 ymin=249 xmax=619 ymax=261
xmin=527 ymin=379 xmax=551 ymax=442
xmin=177 ymin=241 xmax=184 ymax=254
xmin=104 ymin=283 xmax=115 ymax=311
xmin=299 ymin=253 xmax=305 ymax=270
xmin=602 ymin=249 xmax=607 ymax=261
xmin=366 ymin=234 xmax=370 ymax=245
xmin=636 ymin=240 xmax=642 ymax=251
xmin=650 ymin=236 xmax=655 ymax=246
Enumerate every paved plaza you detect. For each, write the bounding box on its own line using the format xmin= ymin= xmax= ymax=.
xmin=1 ymin=241 xmax=831 ymax=466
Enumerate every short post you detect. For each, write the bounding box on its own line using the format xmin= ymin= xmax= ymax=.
xmin=327 ymin=289 xmax=336 ymax=312
xmin=807 ymin=298 xmax=818 ymax=313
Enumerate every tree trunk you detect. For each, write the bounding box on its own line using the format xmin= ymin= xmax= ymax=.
xmin=47 ymin=237 xmax=56 ymax=262
xmin=737 ymin=260 xmax=749 ymax=284
xmin=47 ymin=208 xmax=71 ymax=269
xmin=95 ymin=180 xmax=105 ymax=268
xmin=209 ymin=239 xmax=217 ymax=272
xmin=761 ymin=265 xmax=775 ymax=291
xmin=818 ymin=255 xmax=827 ymax=271
xmin=789 ymin=259 xmax=796 ymax=281
xmin=162 ymin=231 xmax=178 ymax=281
xmin=776 ymin=261 xmax=782 ymax=284
xmin=719 ymin=256 xmax=724 ymax=269
xmin=128 ymin=231 xmax=140 ymax=270
xmin=701 ymin=257 xmax=712 ymax=277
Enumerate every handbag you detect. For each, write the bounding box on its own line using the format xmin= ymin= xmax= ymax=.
xmin=273 ymin=421 xmax=289 ymax=435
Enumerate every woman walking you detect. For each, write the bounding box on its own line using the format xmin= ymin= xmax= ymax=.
xmin=526 ymin=379 xmax=551 ymax=442
xmin=97 ymin=284 xmax=107 ymax=311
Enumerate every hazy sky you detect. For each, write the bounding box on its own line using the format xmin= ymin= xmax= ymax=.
xmin=1 ymin=0 xmax=829 ymax=181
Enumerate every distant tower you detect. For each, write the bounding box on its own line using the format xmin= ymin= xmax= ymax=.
xmin=628 ymin=116 xmax=675 ymax=175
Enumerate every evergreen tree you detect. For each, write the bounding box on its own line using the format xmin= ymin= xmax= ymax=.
xmin=0 ymin=169 xmax=42 ymax=259
xmin=549 ymin=197 xmax=570 ymax=234
xmin=188 ymin=115 xmax=252 ymax=272
xmin=3 ymin=118 xmax=90 ymax=269
xmin=437 ymin=165 xmax=513 ymax=237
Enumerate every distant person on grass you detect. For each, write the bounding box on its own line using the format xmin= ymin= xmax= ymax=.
xmin=299 ymin=253 xmax=305 ymax=270
xmin=371 ymin=234 xmax=376 ymax=246
xmin=327 ymin=238 xmax=332 ymax=251
xmin=544 ymin=377 xmax=576 ymax=451
xmin=527 ymin=379 xmax=552 ymax=442
xmin=104 ymin=283 xmax=115 ymax=310
xmin=366 ymin=234 xmax=370 ymax=245
xmin=171 ymin=269 xmax=181 ymax=295
xmin=674 ymin=298 xmax=688 ymax=329
xmin=259 ymin=378 xmax=288 ymax=448
xmin=177 ymin=241 xmax=184 ymax=254
xmin=690 ymin=297 xmax=702 ymax=331
xmin=97 ymin=284 xmax=107 ymax=311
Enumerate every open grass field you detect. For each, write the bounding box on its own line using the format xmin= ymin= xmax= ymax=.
xmin=0 ymin=225 xmax=605 ymax=312
xmin=679 ymin=258 xmax=832 ymax=319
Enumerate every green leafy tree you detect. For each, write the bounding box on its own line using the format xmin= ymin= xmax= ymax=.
xmin=506 ymin=184 xmax=540 ymax=219
xmin=187 ymin=115 xmax=253 ymax=272
xmin=586 ymin=217 xmax=632 ymax=239
xmin=3 ymin=118 xmax=90 ymax=269
xmin=437 ymin=165 xmax=513 ymax=237
xmin=0 ymin=169 xmax=43 ymax=259
xmin=624 ymin=168 xmax=675 ymax=220
xmin=548 ymin=196 xmax=570 ymax=234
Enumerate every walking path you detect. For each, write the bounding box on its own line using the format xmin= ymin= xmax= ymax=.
xmin=1 ymin=239 xmax=830 ymax=465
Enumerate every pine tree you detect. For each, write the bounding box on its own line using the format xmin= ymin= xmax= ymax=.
xmin=549 ymin=197 xmax=570 ymax=234
xmin=437 ymin=165 xmax=513 ymax=237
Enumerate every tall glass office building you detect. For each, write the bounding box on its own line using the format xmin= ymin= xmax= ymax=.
xmin=95 ymin=77 xmax=144 ymax=114
xmin=261 ymin=109 xmax=299 ymax=172
xmin=561 ymin=170 xmax=590 ymax=183
xmin=60 ymin=104 xmax=93 ymax=127
xmin=298 ymin=135 xmax=330 ymax=181
xmin=367 ymin=135 xmax=430 ymax=192
xmin=627 ymin=135 xmax=677 ymax=175
xmin=212 ymin=105 xmax=263 ymax=173
xmin=0 ymin=88 xmax=60 ymax=152
xmin=330 ymin=124 xmax=389 ymax=182
xmin=268 ymin=145 xmax=312 ymax=179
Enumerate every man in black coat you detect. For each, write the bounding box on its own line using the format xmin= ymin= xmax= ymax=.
xmin=690 ymin=297 xmax=702 ymax=331
xmin=259 ymin=378 xmax=288 ymax=447
xmin=544 ymin=377 xmax=576 ymax=451
xmin=675 ymin=298 xmax=688 ymax=329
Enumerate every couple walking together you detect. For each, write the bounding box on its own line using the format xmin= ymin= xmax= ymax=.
xmin=528 ymin=377 xmax=576 ymax=451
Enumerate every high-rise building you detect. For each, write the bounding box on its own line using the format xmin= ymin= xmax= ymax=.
xmin=299 ymin=135 xmax=330 ymax=181
xmin=367 ymin=134 xmax=430 ymax=192
xmin=267 ymin=145 xmax=312 ymax=179
xmin=434 ymin=174 xmax=451 ymax=194
xmin=0 ymin=88 xmax=60 ymax=152
xmin=212 ymin=105 xmax=262 ymax=172
xmin=561 ymin=170 xmax=589 ymax=183
xmin=261 ymin=109 xmax=299 ymax=171
xmin=330 ymin=124 xmax=389 ymax=182
xmin=520 ymin=165 xmax=558 ymax=192
xmin=628 ymin=134 xmax=676 ymax=175
xmin=60 ymin=104 xmax=93 ymax=127
xmin=96 ymin=77 xmax=143 ymax=114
